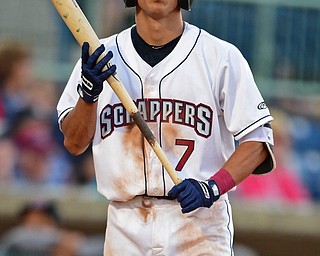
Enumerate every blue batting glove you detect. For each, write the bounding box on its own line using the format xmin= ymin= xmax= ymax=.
xmin=168 ymin=178 xmax=220 ymax=213
xmin=77 ymin=42 xmax=116 ymax=103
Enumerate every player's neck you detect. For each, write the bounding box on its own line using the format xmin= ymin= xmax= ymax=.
xmin=135 ymin=10 xmax=184 ymax=46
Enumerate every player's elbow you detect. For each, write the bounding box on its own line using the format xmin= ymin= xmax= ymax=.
xmin=64 ymin=138 xmax=88 ymax=156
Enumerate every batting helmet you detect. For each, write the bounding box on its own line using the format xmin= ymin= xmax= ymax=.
xmin=124 ymin=0 xmax=193 ymax=11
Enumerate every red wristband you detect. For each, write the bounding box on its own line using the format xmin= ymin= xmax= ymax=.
xmin=208 ymin=168 xmax=236 ymax=195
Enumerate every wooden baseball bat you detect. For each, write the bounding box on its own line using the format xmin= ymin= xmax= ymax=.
xmin=51 ymin=0 xmax=182 ymax=185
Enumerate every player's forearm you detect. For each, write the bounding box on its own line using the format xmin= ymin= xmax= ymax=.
xmin=222 ymin=141 xmax=268 ymax=185
xmin=61 ymin=99 xmax=97 ymax=155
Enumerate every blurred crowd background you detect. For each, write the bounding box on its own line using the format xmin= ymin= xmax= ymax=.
xmin=0 ymin=0 xmax=319 ymax=255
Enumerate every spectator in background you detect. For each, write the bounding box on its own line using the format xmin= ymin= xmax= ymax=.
xmin=235 ymin=108 xmax=311 ymax=204
xmin=0 ymin=40 xmax=34 ymax=133
xmin=26 ymin=79 xmax=68 ymax=156
xmin=27 ymin=79 xmax=59 ymax=122
xmin=0 ymin=94 xmax=4 ymax=134
xmin=73 ymin=147 xmax=97 ymax=189
xmin=0 ymin=38 xmax=75 ymax=187
xmin=13 ymin=112 xmax=74 ymax=186
xmin=0 ymin=134 xmax=18 ymax=185
xmin=0 ymin=200 xmax=104 ymax=256
xmin=0 ymin=200 xmax=65 ymax=256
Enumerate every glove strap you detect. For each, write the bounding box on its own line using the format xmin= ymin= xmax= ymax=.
xmin=77 ymin=83 xmax=98 ymax=103
xmin=207 ymin=180 xmax=220 ymax=198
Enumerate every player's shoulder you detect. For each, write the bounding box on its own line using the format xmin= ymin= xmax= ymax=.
xmin=101 ymin=26 xmax=134 ymax=49
xmin=202 ymin=29 xmax=241 ymax=55
xmin=99 ymin=34 xmax=118 ymax=48
xmin=186 ymin=23 xmax=243 ymax=61
xmin=99 ymin=24 xmax=131 ymax=43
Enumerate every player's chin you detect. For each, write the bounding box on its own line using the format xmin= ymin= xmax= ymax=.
xmin=143 ymin=1 xmax=179 ymax=18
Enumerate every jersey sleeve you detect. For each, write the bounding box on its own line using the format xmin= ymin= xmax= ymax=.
xmin=56 ymin=59 xmax=82 ymax=130
xmin=239 ymin=123 xmax=276 ymax=174
xmin=218 ymin=44 xmax=273 ymax=141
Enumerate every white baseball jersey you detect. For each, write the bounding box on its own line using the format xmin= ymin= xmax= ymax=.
xmin=57 ymin=22 xmax=273 ymax=202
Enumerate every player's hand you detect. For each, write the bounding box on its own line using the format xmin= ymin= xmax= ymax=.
xmin=168 ymin=178 xmax=220 ymax=213
xmin=77 ymin=42 xmax=116 ymax=103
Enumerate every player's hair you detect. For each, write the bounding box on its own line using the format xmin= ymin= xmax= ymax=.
xmin=0 ymin=40 xmax=31 ymax=84
xmin=124 ymin=0 xmax=193 ymax=11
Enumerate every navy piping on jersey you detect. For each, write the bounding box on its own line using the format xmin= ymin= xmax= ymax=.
xmin=58 ymin=107 xmax=74 ymax=121
xmin=225 ymin=200 xmax=234 ymax=255
xmin=234 ymin=115 xmax=272 ymax=138
xmin=158 ymin=28 xmax=202 ymax=194
xmin=115 ymin=34 xmax=149 ymax=195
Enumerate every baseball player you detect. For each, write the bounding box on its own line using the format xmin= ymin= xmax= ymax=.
xmin=57 ymin=0 xmax=275 ymax=255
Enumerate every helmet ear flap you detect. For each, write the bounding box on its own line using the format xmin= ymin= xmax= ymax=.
xmin=179 ymin=0 xmax=192 ymax=10
xmin=124 ymin=0 xmax=136 ymax=8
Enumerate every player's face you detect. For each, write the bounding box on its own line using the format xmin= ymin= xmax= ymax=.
xmin=137 ymin=0 xmax=180 ymax=20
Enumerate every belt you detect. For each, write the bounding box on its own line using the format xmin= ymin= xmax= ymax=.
xmin=141 ymin=195 xmax=175 ymax=200
xmin=136 ymin=193 xmax=228 ymax=201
